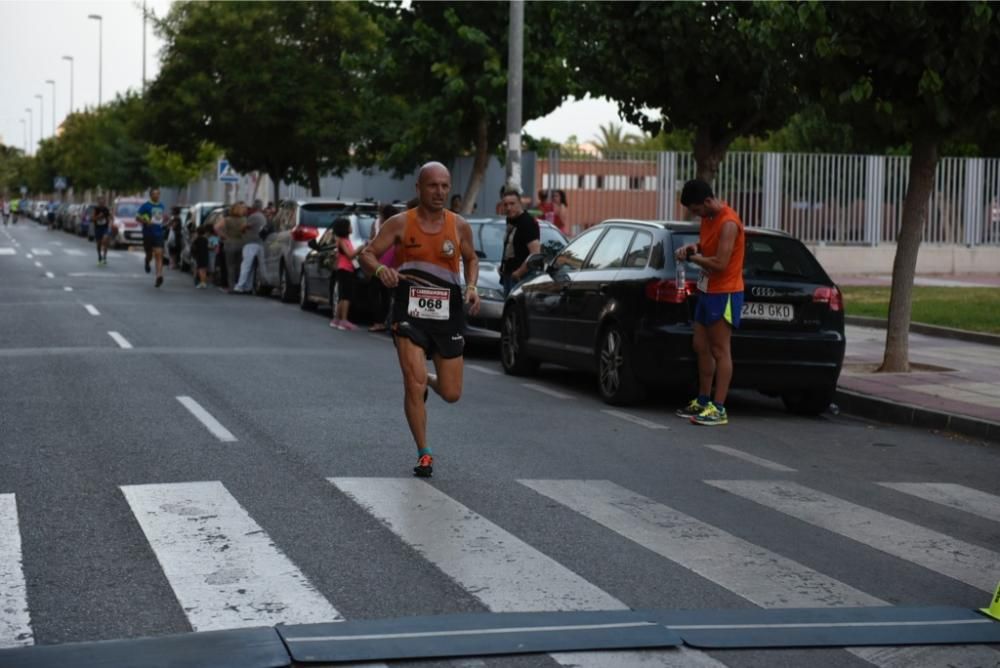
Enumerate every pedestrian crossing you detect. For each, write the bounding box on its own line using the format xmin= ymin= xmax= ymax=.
xmin=2 ymin=477 xmax=999 ymax=666
xmin=0 ymin=247 xmax=104 ymax=258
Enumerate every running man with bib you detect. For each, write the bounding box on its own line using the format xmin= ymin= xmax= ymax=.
xmin=360 ymin=162 xmax=480 ymax=477
xmin=92 ymin=195 xmax=112 ymax=265
xmin=137 ymin=188 xmax=167 ymax=288
xmin=674 ymin=179 xmax=745 ymax=426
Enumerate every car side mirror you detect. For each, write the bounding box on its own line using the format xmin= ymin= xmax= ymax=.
xmin=307 ymin=239 xmax=319 ymax=251
xmin=525 ymin=253 xmax=547 ymax=274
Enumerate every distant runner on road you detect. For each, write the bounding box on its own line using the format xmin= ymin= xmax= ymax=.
xmin=137 ymin=188 xmax=167 ymax=288
xmin=92 ymin=195 xmax=112 ymax=266
xmin=359 ymin=162 xmax=481 ymax=478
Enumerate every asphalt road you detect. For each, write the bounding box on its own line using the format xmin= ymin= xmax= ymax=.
xmin=1 ymin=220 xmax=998 ymax=668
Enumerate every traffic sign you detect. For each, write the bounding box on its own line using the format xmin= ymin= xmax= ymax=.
xmin=53 ymin=176 xmax=67 ymax=191
xmin=19 ymin=185 xmax=27 ymax=195
xmin=218 ymin=159 xmax=240 ymax=183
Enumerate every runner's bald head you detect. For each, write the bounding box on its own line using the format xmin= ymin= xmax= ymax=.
xmin=418 ymin=162 xmax=450 ymax=185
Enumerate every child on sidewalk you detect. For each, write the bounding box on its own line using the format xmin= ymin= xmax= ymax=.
xmin=191 ymin=224 xmax=211 ymax=289
xmin=330 ymin=216 xmax=364 ymax=331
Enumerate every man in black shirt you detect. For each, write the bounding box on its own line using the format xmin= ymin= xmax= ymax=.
xmin=92 ymin=195 xmax=113 ymax=265
xmin=499 ymin=189 xmax=541 ymax=295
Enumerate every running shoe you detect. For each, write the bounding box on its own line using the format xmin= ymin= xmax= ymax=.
xmin=690 ymin=403 xmax=728 ymax=426
xmin=329 ymin=319 xmax=341 ymax=329
xmin=413 ymin=454 xmax=434 ymax=478
xmin=144 ymin=259 xmax=151 ymax=273
xmin=675 ymin=398 xmax=707 ymax=418
xmin=155 ymin=276 xmax=164 ymax=288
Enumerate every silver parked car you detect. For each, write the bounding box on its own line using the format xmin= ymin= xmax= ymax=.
xmin=256 ymin=199 xmax=374 ymax=302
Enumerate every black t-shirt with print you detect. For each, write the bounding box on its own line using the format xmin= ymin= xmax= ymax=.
xmin=93 ymin=205 xmax=112 ymax=227
xmin=500 ymin=211 xmax=540 ymax=276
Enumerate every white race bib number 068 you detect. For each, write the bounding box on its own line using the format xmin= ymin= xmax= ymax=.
xmin=407 ymin=286 xmax=450 ymax=321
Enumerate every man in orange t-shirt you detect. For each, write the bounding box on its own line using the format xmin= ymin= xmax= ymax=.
xmin=674 ymin=179 xmax=745 ymax=426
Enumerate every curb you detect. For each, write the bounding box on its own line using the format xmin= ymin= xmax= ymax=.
xmin=844 ymin=316 xmax=1000 ymax=347
xmin=833 ymin=388 xmax=1000 ymax=444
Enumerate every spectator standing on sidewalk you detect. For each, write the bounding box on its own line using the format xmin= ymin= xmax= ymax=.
xmin=232 ymin=200 xmax=267 ymax=294
xmin=499 ymin=189 xmax=541 ymax=295
xmin=537 ymin=189 xmax=555 ymax=225
xmin=674 ymin=179 xmax=745 ymax=427
xmin=330 ymin=216 xmax=364 ymax=331
xmin=191 ymin=224 xmax=211 ymax=289
xmin=219 ymin=201 xmax=248 ymax=292
xmin=552 ymin=190 xmax=570 ymax=235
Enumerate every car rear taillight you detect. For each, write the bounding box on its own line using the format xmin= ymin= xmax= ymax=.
xmin=813 ymin=286 xmax=843 ymax=311
xmin=646 ymin=279 xmax=698 ymax=303
xmin=291 ymin=226 xmax=319 ymax=242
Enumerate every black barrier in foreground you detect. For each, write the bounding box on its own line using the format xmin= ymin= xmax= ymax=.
xmin=0 ymin=606 xmax=998 ymax=667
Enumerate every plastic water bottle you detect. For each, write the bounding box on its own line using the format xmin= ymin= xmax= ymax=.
xmin=675 ymin=260 xmax=686 ymax=297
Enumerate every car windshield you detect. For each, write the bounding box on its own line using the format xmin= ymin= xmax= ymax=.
xmin=471 ymin=221 xmax=567 ymax=263
xmin=353 ymin=215 xmax=377 ymax=241
xmin=116 ymin=203 xmax=140 ymax=217
xmin=300 ymin=204 xmax=355 ymax=228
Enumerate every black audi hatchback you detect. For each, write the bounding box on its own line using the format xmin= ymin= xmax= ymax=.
xmin=500 ymin=220 xmax=845 ymax=414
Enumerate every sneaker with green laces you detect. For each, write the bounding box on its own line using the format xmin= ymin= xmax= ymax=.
xmin=675 ymin=398 xmax=707 ymax=418
xmin=691 ymin=403 xmax=728 ymax=426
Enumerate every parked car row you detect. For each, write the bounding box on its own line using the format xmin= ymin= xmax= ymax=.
xmin=499 ymin=220 xmax=846 ymax=414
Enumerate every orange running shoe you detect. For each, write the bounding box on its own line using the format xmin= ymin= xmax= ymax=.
xmin=413 ymin=454 xmax=433 ymax=478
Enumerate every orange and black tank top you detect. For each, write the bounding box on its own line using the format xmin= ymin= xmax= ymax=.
xmin=396 ymin=208 xmax=463 ymax=287
xmin=699 ymin=204 xmax=745 ymax=293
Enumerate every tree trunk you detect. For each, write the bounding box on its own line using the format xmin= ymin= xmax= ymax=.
xmin=692 ymin=125 xmax=728 ymax=184
xmin=879 ymin=134 xmax=939 ymax=373
xmin=461 ymin=114 xmax=490 ymax=216
xmin=307 ymin=160 xmax=321 ymax=197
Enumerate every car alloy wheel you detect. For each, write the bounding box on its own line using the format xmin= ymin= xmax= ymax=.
xmin=500 ymin=307 xmax=537 ymax=376
xmin=299 ymin=271 xmax=317 ymax=311
xmin=598 ymin=324 xmax=642 ymax=405
xmin=279 ymin=264 xmax=294 ymax=303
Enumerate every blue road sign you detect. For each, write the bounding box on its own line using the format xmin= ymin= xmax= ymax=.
xmin=218 ymin=159 xmax=240 ymax=183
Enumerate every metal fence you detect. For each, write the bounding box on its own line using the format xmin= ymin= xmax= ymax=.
xmin=538 ymin=150 xmax=1000 ymax=246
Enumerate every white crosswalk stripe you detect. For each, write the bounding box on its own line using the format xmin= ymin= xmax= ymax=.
xmin=0 ymin=248 xmax=16 ymax=255
xmin=520 ymin=479 xmax=1000 ymax=667
xmin=30 ymin=249 xmax=51 ymax=256
xmin=878 ymin=482 xmax=1000 ymax=524
xmin=120 ymin=481 xmax=342 ymax=632
xmin=64 ymin=249 xmax=85 ymax=256
xmin=707 ymin=480 xmax=1000 ymax=593
xmin=0 ymin=495 xmax=32 ymax=648
xmin=330 ymin=477 xmax=727 ymax=668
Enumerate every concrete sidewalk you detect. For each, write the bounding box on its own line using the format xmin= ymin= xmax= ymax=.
xmin=837 ymin=324 xmax=1000 ymax=442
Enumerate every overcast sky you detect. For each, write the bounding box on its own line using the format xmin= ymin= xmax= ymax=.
xmin=0 ymin=0 xmax=644 ymax=154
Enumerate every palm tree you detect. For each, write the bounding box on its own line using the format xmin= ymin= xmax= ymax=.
xmin=592 ymin=121 xmax=642 ymax=157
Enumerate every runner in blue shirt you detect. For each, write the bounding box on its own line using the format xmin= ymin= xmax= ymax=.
xmin=138 ymin=188 xmax=167 ymax=288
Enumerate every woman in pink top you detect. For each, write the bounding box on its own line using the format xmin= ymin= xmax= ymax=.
xmin=330 ymin=216 xmax=363 ymax=331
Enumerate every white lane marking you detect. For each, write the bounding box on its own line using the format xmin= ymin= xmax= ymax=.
xmin=176 ymin=396 xmax=237 ymax=442
xmin=703 ymin=445 xmax=797 ymax=472
xmin=64 ymin=249 xmax=85 ymax=256
xmin=467 ymin=364 xmax=501 ymax=376
xmin=30 ymin=249 xmax=51 ymax=256
xmin=0 ymin=248 xmax=15 ymax=256
xmin=878 ymin=482 xmax=1000 ymax=524
xmin=83 ymin=304 xmax=100 ymax=316
xmin=522 ymin=383 xmax=571 ymax=399
xmin=331 ymin=477 xmax=724 ymax=668
xmin=671 ymin=619 xmax=994 ymax=631
xmin=120 ymin=481 xmax=340 ymax=631
xmin=601 ymin=409 xmax=669 ymax=430
xmin=63 ymin=287 xmax=73 ymax=292
xmin=0 ymin=494 xmax=33 ymax=648
xmin=33 ymin=262 xmax=42 ymax=268
xmin=25 ymin=253 xmax=32 ymax=259
xmin=107 ymin=331 xmax=133 ymax=349
xmin=707 ymin=480 xmax=1000 ymax=593
xmin=521 ymin=479 xmax=1000 ymax=668
xmin=44 ymin=272 xmax=54 ymax=279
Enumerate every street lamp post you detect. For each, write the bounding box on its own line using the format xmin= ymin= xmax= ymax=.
xmin=20 ymin=119 xmax=27 ymax=153
xmin=88 ymin=14 xmax=103 ymax=107
xmin=24 ymin=108 xmax=33 ymax=154
xmin=45 ymin=80 xmax=56 ymax=136
xmin=62 ymin=56 xmax=74 ymax=114
xmin=34 ymin=94 xmax=44 ymax=141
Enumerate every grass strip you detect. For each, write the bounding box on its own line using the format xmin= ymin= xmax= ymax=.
xmin=841 ymin=286 xmax=1000 ymax=335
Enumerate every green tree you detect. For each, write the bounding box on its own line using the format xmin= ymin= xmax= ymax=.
xmin=562 ymin=1 xmax=807 ymax=182
xmin=799 ymin=1 xmax=1000 ymax=371
xmin=145 ymin=1 xmax=381 ymax=203
xmin=591 ymin=122 xmax=641 ymax=157
xmin=362 ymin=1 xmax=573 ymax=213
